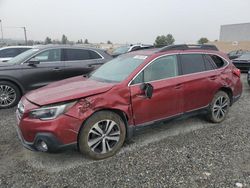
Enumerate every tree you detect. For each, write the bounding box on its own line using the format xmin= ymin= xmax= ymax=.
xmin=198 ymin=37 xmax=209 ymax=44
xmin=44 ymin=37 xmax=52 ymax=44
xmin=77 ymin=39 xmax=83 ymax=44
xmin=61 ymin=34 xmax=68 ymax=44
xmin=154 ymin=34 xmax=175 ymax=47
xmin=166 ymin=34 xmax=175 ymax=45
xmin=84 ymin=39 xmax=89 ymax=44
xmin=52 ymin=39 xmax=61 ymax=44
xmin=107 ymin=40 xmax=112 ymax=44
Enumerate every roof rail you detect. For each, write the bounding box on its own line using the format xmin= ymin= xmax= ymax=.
xmin=157 ymin=44 xmax=219 ymax=52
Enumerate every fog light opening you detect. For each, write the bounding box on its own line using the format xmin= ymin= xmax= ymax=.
xmin=36 ymin=140 xmax=48 ymax=152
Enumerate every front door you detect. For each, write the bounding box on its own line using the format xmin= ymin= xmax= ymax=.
xmin=20 ymin=48 xmax=65 ymax=91
xmin=129 ymin=55 xmax=183 ymax=125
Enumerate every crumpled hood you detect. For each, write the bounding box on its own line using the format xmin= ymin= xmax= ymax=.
xmin=25 ymin=76 xmax=115 ymax=106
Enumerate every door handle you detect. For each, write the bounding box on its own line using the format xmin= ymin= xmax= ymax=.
xmin=209 ymin=76 xmax=217 ymax=80
xmin=135 ymin=94 xmax=146 ymax=98
xmin=88 ymin=63 xmax=101 ymax=68
xmin=174 ymin=84 xmax=182 ymax=89
xmin=52 ymin=67 xmax=61 ymax=71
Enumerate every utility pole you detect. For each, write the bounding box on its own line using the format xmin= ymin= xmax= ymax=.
xmin=0 ymin=19 xmax=3 ymax=44
xmin=22 ymin=27 xmax=27 ymax=45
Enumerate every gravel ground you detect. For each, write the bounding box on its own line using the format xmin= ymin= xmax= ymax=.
xmin=0 ymin=74 xmax=249 ymax=188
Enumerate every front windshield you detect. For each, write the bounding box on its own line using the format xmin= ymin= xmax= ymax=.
xmin=8 ymin=48 xmax=40 ymax=64
xmin=112 ymin=46 xmax=130 ymax=54
xmin=236 ymin=53 xmax=250 ymax=60
xmin=90 ymin=54 xmax=147 ymax=83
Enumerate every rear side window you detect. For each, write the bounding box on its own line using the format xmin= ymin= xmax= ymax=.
xmin=209 ymin=55 xmax=226 ymax=68
xmin=64 ymin=49 xmax=91 ymax=61
xmin=180 ymin=54 xmax=205 ymax=74
xmin=89 ymin=50 xmax=102 ymax=59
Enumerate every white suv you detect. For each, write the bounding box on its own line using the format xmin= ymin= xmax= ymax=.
xmin=0 ymin=46 xmax=32 ymax=62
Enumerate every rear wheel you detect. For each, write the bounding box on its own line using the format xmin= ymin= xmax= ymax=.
xmin=78 ymin=111 xmax=126 ymax=160
xmin=207 ymin=91 xmax=230 ymax=123
xmin=0 ymin=81 xmax=21 ymax=109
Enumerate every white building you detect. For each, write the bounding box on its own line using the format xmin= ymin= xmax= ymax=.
xmin=220 ymin=23 xmax=250 ymax=42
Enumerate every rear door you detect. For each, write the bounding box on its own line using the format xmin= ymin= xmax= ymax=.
xmin=20 ymin=48 xmax=65 ymax=91
xmin=130 ymin=55 xmax=184 ymax=125
xmin=179 ymin=53 xmax=219 ymax=112
xmin=63 ymin=48 xmax=104 ymax=78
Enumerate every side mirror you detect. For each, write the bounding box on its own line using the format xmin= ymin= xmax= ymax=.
xmin=28 ymin=58 xmax=40 ymax=66
xmin=140 ymin=83 xmax=154 ymax=99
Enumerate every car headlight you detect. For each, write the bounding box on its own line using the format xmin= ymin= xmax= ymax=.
xmin=29 ymin=101 xmax=76 ymax=120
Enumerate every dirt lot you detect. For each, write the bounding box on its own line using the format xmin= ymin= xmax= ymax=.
xmin=0 ymin=74 xmax=249 ymax=188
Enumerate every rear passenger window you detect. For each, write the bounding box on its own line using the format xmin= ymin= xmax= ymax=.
xmin=180 ymin=54 xmax=205 ymax=74
xmin=209 ymin=55 xmax=226 ymax=68
xmin=64 ymin=49 xmax=91 ymax=61
xmin=89 ymin=50 xmax=102 ymax=59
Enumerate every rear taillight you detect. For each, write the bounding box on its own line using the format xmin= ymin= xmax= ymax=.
xmin=232 ymin=68 xmax=241 ymax=77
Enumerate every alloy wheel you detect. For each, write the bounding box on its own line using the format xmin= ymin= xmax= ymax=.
xmin=0 ymin=84 xmax=16 ymax=107
xmin=87 ymin=119 xmax=120 ymax=154
xmin=212 ymin=96 xmax=229 ymax=121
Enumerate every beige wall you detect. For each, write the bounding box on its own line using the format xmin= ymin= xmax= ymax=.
xmin=208 ymin=41 xmax=250 ymax=53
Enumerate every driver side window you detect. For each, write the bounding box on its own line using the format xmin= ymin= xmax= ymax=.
xmin=131 ymin=55 xmax=178 ymax=84
xmin=33 ymin=49 xmax=61 ymax=63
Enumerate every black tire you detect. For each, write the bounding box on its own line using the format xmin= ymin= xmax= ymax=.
xmin=78 ymin=111 xmax=126 ymax=160
xmin=207 ymin=91 xmax=230 ymax=123
xmin=0 ymin=81 xmax=21 ymax=109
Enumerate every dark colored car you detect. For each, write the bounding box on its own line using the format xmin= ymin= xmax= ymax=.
xmin=0 ymin=45 xmax=112 ymax=108
xmin=227 ymin=50 xmax=249 ymax=60
xmin=247 ymin=70 xmax=250 ymax=86
xmin=16 ymin=44 xmax=242 ymax=160
xmin=111 ymin=44 xmax=153 ymax=57
xmin=232 ymin=52 xmax=250 ymax=72
xmin=0 ymin=46 xmax=32 ymax=62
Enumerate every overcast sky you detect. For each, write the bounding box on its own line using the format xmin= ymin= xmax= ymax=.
xmin=0 ymin=0 xmax=250 ymax=44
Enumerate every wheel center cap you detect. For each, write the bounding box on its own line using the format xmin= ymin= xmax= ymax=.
xmin=0 ymin=94 xmax=7 ymax=99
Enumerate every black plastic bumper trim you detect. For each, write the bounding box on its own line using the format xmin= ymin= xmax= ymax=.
xmin=16 ymin=129 xmax=77 ymax=152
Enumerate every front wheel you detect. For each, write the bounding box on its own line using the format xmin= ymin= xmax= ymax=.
xmin=78 ymin=111 xmax=126 ymax=160
xmin=207 ymin=91 xmax=230 ymax=123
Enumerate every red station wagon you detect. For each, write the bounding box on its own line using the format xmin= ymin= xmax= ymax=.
xmin=16 ymin=44 xmax=242 ymax=160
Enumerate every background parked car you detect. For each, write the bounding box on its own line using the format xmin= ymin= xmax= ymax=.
xmin=0 ymin=46 xmax=32 ymax=62
xmin=111 ymin=44 xmax=153 ymax=57
xmin=232 ymin=52 xmax=250 ymax=72
xmin=248 ymin=70 xmax=250 ymax=86
xmin=0 ymin=45 xmax=113 ymax=108
xmin=227 ymin=49 xmax=249 ymax=60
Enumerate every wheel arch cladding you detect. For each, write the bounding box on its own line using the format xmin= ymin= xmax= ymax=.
xmin=76 ymin=108 xmax=130 ymax=148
